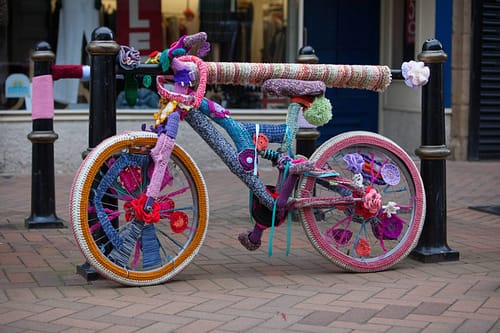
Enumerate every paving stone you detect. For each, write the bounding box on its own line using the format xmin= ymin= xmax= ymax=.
xmin=1 ymin=162 xmax=500 ymax=331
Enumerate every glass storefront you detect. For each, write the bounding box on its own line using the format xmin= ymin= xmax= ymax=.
xmin=1 ymin=0 xmax=295 ymax=111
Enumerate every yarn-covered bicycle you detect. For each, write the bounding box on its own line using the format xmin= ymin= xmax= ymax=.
xmin=70 ymin=32 xmax=427 ymax=286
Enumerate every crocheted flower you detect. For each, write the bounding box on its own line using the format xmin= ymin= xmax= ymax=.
xmin=377 ymin=214 xmax=405 ymax=240
xmin=129 ymin=194 xmax=161 ymax=224
xmin=352 ymin=173 xmax=364 ymax=188
xmin=253 ymin=133 xmax=269 ymax=151
xmin=364 ymin=186 xmax=382 ymax=214
xmin=381 ymin=163 xmax=400 ymax=186
xmin=326 ymin=228 xmax=352 ymax=245
xmin=402 ymin=60 xmax=430 ymax=89
xmin=238 ymin=148 xmax=256 ymax=172
xmin=343 ymin=153 xmax=364 ymax=174
xmin=355 ymin=238 xmax=371 ymax=257
xmin=382 ymin=201 xmax=400 ymax=217
xmin=118 ymin=45 xmax=140 ymax=70
xmin=169 ymin=211 xmax=188 ymax=233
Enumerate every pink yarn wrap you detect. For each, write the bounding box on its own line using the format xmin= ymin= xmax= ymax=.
xmin=31 ymin=75 xmax=54 ymax=120
xmin=146 ymin=134 xmax=175 ymax=199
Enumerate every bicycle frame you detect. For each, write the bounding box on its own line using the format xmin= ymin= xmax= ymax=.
xmin=68 ymin=32 xmax=428 ymax=285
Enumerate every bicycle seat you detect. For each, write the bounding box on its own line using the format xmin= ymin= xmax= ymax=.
xmin=262 ymin=79 xmax=326 ymax=97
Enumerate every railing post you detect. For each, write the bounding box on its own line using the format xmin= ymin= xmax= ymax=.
xmin=76 ymin=26 xmax=120 ymax=280
xmin=411 ymin=39 xmax=459 ymax=263
xmin=25 ymin=41 xmax=65 ymax=229
xmin=295 ymin=45 xmax=320 ymax=158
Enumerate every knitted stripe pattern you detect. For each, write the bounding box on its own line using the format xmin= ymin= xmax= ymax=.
xmin=206 ymin=62 xmax=391 ymax=92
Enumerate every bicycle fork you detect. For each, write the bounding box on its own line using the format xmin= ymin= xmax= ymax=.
xmin=144 ymin=111 xmax=181 ymax=212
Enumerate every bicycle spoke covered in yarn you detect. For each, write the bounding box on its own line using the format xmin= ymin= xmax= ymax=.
xmin=83 ymin=145 xmax=201 ymax=271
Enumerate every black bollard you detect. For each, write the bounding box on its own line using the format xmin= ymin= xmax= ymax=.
xmin=25 ymin=42 xmax=65 ymax=229
xmin=76 ymin=27 xmax=120 ymax=280
xmin=84 ymin=26 xmax=120 ymax=154
xmin=295 ymin=45 xmax=320 ymax=158
xmin=410 ymin=39 xmax=459 ymax=263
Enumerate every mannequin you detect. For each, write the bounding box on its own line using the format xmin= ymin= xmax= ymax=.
xmin=53 ymin=0 xmax=100 ymax=104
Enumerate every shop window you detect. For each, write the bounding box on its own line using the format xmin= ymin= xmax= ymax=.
xmin=390 ymin=0 xmax=415 ymax=68
xmin=0 ymin=0 xmax=290 ymax=111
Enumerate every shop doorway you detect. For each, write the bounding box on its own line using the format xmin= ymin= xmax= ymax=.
xmin=304 ymin=0 xmax=381 ymax=143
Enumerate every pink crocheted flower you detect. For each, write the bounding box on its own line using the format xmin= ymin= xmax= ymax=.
xmin=363 ymin=186 xmax=382 ymax=214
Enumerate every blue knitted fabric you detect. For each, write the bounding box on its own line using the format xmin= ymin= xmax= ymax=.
xmin=198 ymin=98 xmax=253 ymax=152
xmin=94 ymin=153 xmax=150 ymax=249
xmin=241 ymin=123 xmax=287 ymax=143
xmin=141 ymin=223 xmax=161 ymax=268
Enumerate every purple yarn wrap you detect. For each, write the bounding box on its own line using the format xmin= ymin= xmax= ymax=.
xmin=262 ymin=79 xmax=326 ymax=97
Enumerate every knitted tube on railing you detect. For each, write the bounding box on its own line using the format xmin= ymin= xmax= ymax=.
xmin=185 ymin=109 xmax=275 ymax=210
xmin=206 ymin=62 xmax=392 ymax=92
xmin=146 ymin=133 xmax=175 ymax=199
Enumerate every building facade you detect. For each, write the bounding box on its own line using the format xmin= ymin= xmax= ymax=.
xmin=0 ymin=0 xmax=498 ymax=174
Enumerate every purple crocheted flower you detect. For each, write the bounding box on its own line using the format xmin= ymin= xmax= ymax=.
xmin=238 ymin=148 xmax=256 ymax=172
xmin=197 ymin=41 xmax=211 ymax=57
xmin=343 ymin=153 xmax=364 ymax=174
xmin=373 ymin=215 xmax=405 ymax=240
xmin=381 ymin=163 xmax=400 ymax=186
xmin=326 ymin=228 xmax=352 ymax=245
xmin=118 ymin=45 xmax=140 ymax=70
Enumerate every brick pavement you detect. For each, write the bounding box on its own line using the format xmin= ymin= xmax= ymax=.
xmin=1 ymin=160 xmax=500 ymax=332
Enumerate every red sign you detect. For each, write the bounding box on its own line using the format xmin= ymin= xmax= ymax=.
xmin=405 ymin=0 xmax=416 ymax=46
xmin=116 ymin=0 xmax=162 ymax=54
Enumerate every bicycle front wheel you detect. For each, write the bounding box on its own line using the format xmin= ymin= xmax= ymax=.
xmin=70 ymin=131 xmax=209 ymax=286
xmin=297 ymin=131 xmax=425 ymax=272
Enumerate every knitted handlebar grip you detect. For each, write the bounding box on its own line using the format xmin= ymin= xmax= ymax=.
xmin=205 ymin=62 xmax=392 ymax=92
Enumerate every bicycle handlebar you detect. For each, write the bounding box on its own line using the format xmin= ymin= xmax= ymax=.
xmin=205 ymin=62 xmax=392 ymax=92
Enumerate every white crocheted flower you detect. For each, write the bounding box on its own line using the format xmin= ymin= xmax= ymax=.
xmin=352 ymin=173 xmax=364 ymax=188
xmin=382 ymin=201 xmax=400 ymax=217
xmin=401 ymin=61 xmax=430 ymax=88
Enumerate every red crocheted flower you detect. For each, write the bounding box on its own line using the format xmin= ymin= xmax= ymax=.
xmin=124 ymin=201 xmax=134 ymax=222
xmin=169 ymin=211 xmax=189 ymax=233
xmin=253 ymin=133 xmax=269 ymax=151
xmin=355 ymin=238 xmax=371 ymax=257
xmin=354 ymin=186 xmax=382 ymax=219
xmin=129 ymin=194 xmax=161 ymax=224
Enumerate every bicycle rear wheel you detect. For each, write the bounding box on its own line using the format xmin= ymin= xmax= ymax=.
xmin=297 ymin=131 xmax=425 ymax=272
xmin=70 ymin=131 xmax=209 ymax=286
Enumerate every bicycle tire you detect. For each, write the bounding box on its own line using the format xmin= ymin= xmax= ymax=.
xmin=297 ymin=131 xmax=425 ymax=272
xmin=70 ymin=131 xmax=209 ymax=286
